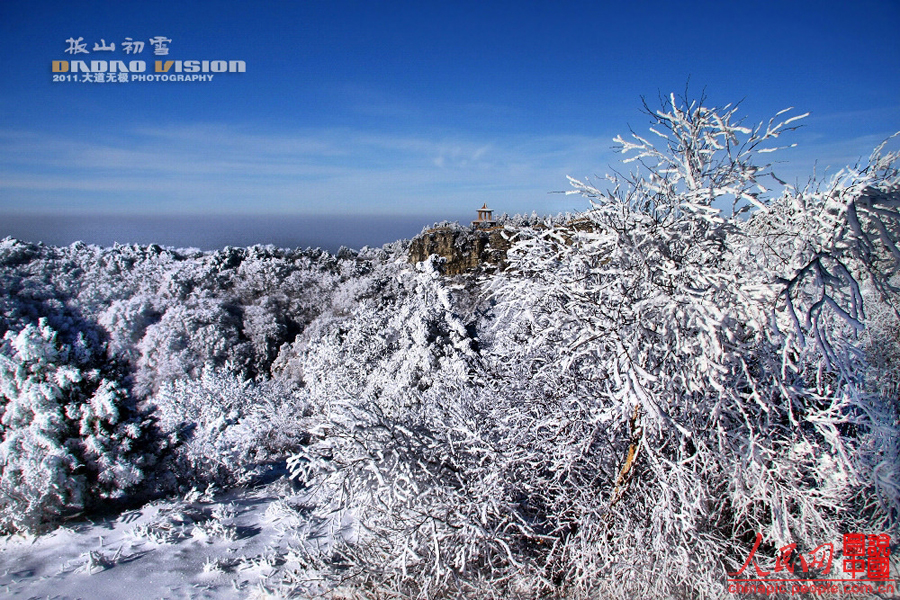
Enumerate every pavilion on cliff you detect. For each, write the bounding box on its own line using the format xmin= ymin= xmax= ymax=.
xmin=471 ymin=203 xmax=496 ymax=228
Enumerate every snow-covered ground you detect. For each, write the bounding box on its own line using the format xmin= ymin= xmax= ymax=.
xmin=0 ymin=477 xmax=347 ymax=600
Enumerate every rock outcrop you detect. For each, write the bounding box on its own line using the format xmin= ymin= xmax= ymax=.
xmin=407 ymin=225 xmax=511 ymax=275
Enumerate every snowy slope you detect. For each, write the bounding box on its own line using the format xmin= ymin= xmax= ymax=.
xmin=0 ymin=477 xmax=348 ymax=600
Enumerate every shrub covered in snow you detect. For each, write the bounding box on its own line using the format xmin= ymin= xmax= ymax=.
xmin=274 ymin=93 xmax=900 ymax=599
xmin=150 ymin=366 xmax=309 ymax=489
xmin=0 ymin=318 xmax=145 ymax=533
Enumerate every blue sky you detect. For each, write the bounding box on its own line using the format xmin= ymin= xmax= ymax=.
xmin=1 ymin=0 xmax=898 ymax=223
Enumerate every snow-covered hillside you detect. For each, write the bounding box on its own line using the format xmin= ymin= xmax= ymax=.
xmin=2 ymin=95 xmax=899 ymax=599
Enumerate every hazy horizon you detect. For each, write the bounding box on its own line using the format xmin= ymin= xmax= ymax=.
xmin=1 ymin=213 xmax=462 ymax=253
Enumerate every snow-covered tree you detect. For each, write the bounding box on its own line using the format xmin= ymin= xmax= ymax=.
xmin=479 ymin=93 xmax=900 ymax=598
xmin=0 ymin=319 xmax=144 ymax=533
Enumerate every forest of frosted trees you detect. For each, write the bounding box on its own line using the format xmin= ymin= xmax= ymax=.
xmin=1 ymin=94 xmax=898 ymax=598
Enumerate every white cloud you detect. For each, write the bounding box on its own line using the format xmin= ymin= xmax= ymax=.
xmin=0 ymin=125 xmax=619 ymax=216
xmin=5 ymin=116 xmax=886 ymax=217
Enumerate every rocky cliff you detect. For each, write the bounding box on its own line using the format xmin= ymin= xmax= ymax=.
xmin=407 ymin=226 xmax=511 ymax=275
